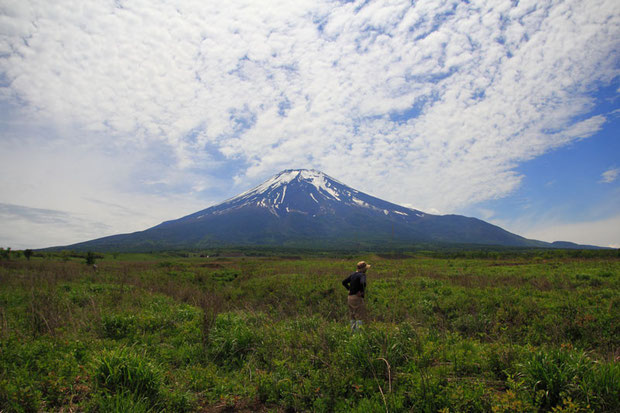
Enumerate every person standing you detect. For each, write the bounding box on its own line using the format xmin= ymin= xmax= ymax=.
xmin=342 ymin=261 xmax=370 ymax=332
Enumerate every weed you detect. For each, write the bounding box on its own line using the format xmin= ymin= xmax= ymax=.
xmin=28 ymin=288 xmax=66 ymax=336
xmin=485 ymin=342 xmax=523 ymax=381
xmin=207 ymin=312 xmax=261 ymax=368
xmin=92 ymin=390 xmax=154 ymax=413
xmin=520 ymin=348 xmax=590 ymax=410
xmin=100 ymin=314 xmax=136 ymax=339
xmin=580 ymin=360 xmax=619 ymax=411
xmin=199 ymin=291 xmax=224 ymax=345
xmin=1 ymin=254 xmax=618 ymax=412
xmin=94 ymin=347 xmax=162 ymax=401
xmin=0 ymin=376 xmax=44 ymax=413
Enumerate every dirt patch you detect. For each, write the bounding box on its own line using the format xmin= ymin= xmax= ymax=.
xmin=487 ymin=262 xmax=529 ymax=267
xmin=199 ymin=397 xmax=273 ymax=413
xmin=200 ymin=263 xmax=224 ymax=268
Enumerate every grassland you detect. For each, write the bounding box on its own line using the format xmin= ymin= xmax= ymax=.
xmin=0 ymin=250 xmax=618 ymax=412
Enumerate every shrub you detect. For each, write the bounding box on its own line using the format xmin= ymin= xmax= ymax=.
xmin=161 ymin=388 xmax=197 ymax=412
xmin=157 ymin=261 xmax=174 ymax=268
xmin=85 ymin=252 xmax=96 ymax=266
xmin=400 ymin=370 xmax=451 ymax=412
xmin=101 ymin=314 xmax=136 ymax=339
xmin=0 ymin=336 xmax=89 ymax=410
xmin=484 ymin=343 xmax=523 ymax=381
xmin=211 ymin=270 xmax=239 ymax=283
xmin=68 ymin=288 xmax=91 ymax=307
xmin=0 ymin=376 xmax=43 ymax=413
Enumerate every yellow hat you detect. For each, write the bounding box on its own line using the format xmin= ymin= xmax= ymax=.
xmin=356 ymin=261 xmax=371 ymax=271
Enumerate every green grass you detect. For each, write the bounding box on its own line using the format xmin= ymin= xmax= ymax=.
xmin=0 ymin=252 xmax=618 ymax=411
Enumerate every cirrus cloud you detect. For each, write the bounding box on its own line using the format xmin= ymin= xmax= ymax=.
xmin=1 ymin=0 xmax=619 ymax=247
xmin=600 ymin=167 xmax=619 ymax=184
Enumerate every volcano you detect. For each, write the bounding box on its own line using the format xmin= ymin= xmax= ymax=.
xmin=62 ymin=169 xmax=553 ymax=251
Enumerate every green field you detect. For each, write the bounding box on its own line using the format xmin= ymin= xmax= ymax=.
xmin=1 ymin=251 xmax=618 ymax=412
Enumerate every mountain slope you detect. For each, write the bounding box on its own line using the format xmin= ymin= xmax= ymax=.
xmin=62 ymin=169 xmax=553 ymax=251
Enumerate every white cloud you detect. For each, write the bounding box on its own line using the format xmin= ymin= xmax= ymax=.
xmin=517 ymin=214 xmax=620 ymax=248
xmin=0 ymin=202 xmax=111 ymax=249
xmin=600 ymin=167 xmax=619 ymax=184
xmin=478 ymin=208 xmax=496 ymax=221
xmin=1 ymin=0 xmax=619 ymax=246
xmin=0 ymin=121 xmax=214 ymax=248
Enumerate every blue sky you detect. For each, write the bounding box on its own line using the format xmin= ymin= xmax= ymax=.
xmin=0 ymin=0 xmax=618 ymax=248
xmin=461 ymin=82 xmax=620 ymax=246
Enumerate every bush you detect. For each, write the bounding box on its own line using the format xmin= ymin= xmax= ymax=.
xmin=484 ymin=342 xmax=523 ymax=381
xmin=0 ymin=376 xmax=43 ymax=413
xmin=85 ymin=251 xmax=97 ymax=266
xmin=162 ymin=388 xmax=197 ymax=412
xmin=101 ymin=314 xmax=136 ymax=339
xmin=211 ymin=270 xmax=239 ymax=283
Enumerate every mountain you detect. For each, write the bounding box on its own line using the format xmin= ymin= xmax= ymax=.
xmin=61 ymin=169 xmax=569 ymax=251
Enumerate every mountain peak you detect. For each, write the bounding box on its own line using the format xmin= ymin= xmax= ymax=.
xmin=187 ymin=167 xmax=428 ymax=225
xmin=61 ymin=168 xmax=562 ymax=250
xmin=230 ymin=169 xmax=345 ymax=207
xmin=270 ymin=169 xmax=340 ymax=187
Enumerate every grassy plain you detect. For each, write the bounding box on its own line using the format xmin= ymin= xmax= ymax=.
xmin=0 ymin=250 xmax=618 ymax=412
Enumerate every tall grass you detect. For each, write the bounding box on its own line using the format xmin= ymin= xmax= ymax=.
xmin=95 ymin=347 xmax=162 ymax=401
xmin=0 ymin=253 xmax=617 ymax=411
xmin=521 ymin=348 xmax=590 ymax=410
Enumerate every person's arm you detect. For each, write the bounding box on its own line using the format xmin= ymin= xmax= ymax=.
xmin=342 ymin=275 xmax=351 ymax=290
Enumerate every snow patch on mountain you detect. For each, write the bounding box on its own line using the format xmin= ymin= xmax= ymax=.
xmin=201 ymin=168 xmax=429 ymax=221
xmin=352 ymin=197 xmax=368 ymax=207
xmin=227 ymin=169 xmax=351 ymax=209
xmin=232 ymin=169 xmax=301 ymax=202
xmin=299 ymin=169 xmax=345 ymax=186
xmin=299 ymin=170 xmax=341 ymax=201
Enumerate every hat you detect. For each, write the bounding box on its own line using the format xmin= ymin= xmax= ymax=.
xmin=356 ymin=261 xmax=371 ymax=271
